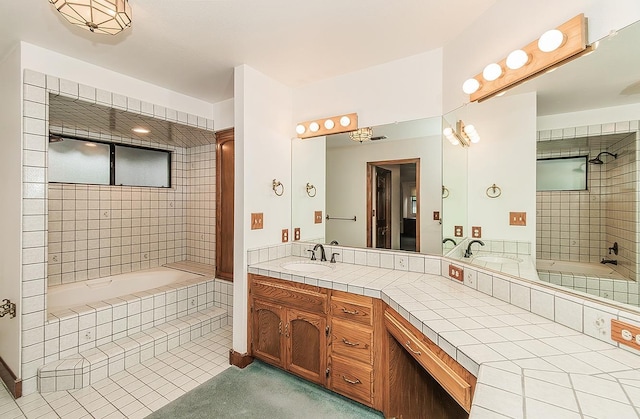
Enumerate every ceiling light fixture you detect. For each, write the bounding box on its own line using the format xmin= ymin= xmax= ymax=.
xmin=296 ymin=113 xmax=358 ymax=139
xmin=349 ymin=127 xmax=373 ymax=143
xmin=48 ymin=0 xmax=132 ymax=35
xmin=132 ymin=127 xmax=150 ymax=134
xmin=462 ymin=14 xmax=588 ymax=102
xmin=443 ymin=120 xmax=480 ymax=147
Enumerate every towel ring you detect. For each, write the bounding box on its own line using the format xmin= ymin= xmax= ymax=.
xmin=442 ymin=186 xmax=450 ymax=199
xmin=486 ymin=183 xmax=502 ymax=198
xmin=272 ymin=179 xmax=284 ymax=196
xmin=306 ymin=182 xmax=317 ymax=197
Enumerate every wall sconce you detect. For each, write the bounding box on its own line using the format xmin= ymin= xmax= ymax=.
xmin=272 ymin=179 xmax=284 ymax=196
xmin=462 ymin=13 xmax=588 ymax=102
xmin=48 ymin=0 xmax=132 ymax=35
xmin=296 ymin=113 xmax=358 ymax=139
xmin=443 ymin=120 xmax=480 ymax=147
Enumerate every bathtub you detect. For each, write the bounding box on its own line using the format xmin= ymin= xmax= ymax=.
xmin=47 ymin=266 xmax=204 ymax=311
xmin=536 ymin=259 xmax=627 ymax=280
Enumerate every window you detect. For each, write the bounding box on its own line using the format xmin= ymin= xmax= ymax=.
xmin=536 ymin=156 xmax=587 ymax=191
xmin=48 ymin=136 xmax=171 ymax=188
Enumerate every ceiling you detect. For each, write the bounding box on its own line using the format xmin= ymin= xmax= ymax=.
xmin=0 ymin=0 xmax=497 ymax=104
xmin=49 ymin=94 xmax=217 ymax=148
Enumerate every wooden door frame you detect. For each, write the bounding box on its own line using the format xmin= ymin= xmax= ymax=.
xmin=215 ymin=128 xmax=234 ymax=281
xmin=366 ymin=158 xmax=420 ymax=252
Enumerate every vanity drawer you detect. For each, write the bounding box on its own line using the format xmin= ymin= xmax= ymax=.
xmin=331 ymin=319 xmax=373 ymax=364
xmin=250 ymin=275 xmax=327 ymax=314
xmin=330 ymin=291 xmax=373 ymax=326
xmin=330 ymin=355 xmax=373 ymax=406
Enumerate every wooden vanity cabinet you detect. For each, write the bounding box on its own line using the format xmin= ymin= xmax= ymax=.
xmin=249 ymin=274 xmax=328 ymax=386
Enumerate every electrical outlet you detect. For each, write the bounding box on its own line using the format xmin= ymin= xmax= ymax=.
xmin=251 ymin=213 xmax=264 ymax=230
xmin=454 ymin=226 xmax=463 ymax=237
xmin=449 ymin=265 xmax=463 ymax=282
xmin=472 ymin=226 xmax=482 ymax=238
xmin=282 ymin=229 xmax=289 ymax=243
xmin=433 ymin=211 xmax=440 ymax=221
xmin=465 ymin=270 xmax=476 ymax=288
xmin=314 ymin=211 xmax=323 ymax=224
xmin=294 ymin=228 xmax=301 ymax=241
xmin=612 ymin=319 xmax=640 ymax=350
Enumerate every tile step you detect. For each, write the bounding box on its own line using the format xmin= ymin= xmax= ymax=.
xmin=37 ymin=307 xmax=227 ymax=393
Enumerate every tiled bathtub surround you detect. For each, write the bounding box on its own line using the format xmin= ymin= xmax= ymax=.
xmin=537 ymin=270 xmax=639 ymax=307
xmin=20 ymin=69 xmax=216 ymax=395
xmin=536 ymin=120 xmax=639 ymax=282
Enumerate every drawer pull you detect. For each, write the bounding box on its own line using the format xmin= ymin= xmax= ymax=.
xmin=341 ymin=307 xmax=360 ymax=315
xmin=285 ymin=323 xmax=289 ymax=338
xmin=342 ymin=375 xmax=362 ymax=385
xmin=341 ymin=338 xmax=360 ymax=347
xmin=278 ymin=321 xmax=282 ymax=335
xmin=405 ymin=341 xmax=422 ymax=356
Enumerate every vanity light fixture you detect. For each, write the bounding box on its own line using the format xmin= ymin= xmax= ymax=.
xmin=462 ymin=14 xmax=588 ymax=102
xmin=443 ymin=120 xmax=480 ymax=147
xmin=48 ymin=0 xmax=132 ymax=35
xmin=348 ymin=127 xmax=373 ymax=143
xmin=295 ymin=113 xmax=358 ymax=139
xmin=132 ymin=127 xmax=150 ymax=134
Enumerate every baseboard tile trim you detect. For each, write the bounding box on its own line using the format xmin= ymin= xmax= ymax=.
xmin=229 ymin=349 xmax=253 ymax=369
xmin=0 ymin=356 xmax=22 ymax=399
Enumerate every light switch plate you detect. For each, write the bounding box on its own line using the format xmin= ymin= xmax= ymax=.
xmin=472 ymin=226 xmax=482 ymax=238
xmin=454 ymin=226 xmax=463 ymax=237
xmin=294 ymin=228 xmax=301 ymax=241
xmin=510 ymin=212 xmax=527 ymax=226
xmin=314 ymin=211 xmax=323 ymax=224
xmin=251 ymin=213 xmax=263 ymax=230
xmin=448 ymin=265 xmax=464 ymax=282
xmin=282 ymin=229 xmax=289 ymax=243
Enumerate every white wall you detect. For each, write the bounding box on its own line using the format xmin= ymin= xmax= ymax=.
xmin=464 ymin=92 xmax=537 ymax=244
xmin=293 ymin=49 xmax=443 ymax=127
xmin=538 ymin=103 xmax=640 ymax=131
xmin=443 ymin=0 xmax=640 ymax=113
xmin=0 ymin=45 xmax=23 ymax=376
xmin=212 ymin=98 xmax=234 ymax=131
xmin=233 ymin=65 xmax=293 ymax=353
xmin=20 ymin=42 xmax=214 ymax=120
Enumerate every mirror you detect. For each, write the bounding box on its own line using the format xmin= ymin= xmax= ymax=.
xmin=475 ymin=18 xmax=640 ymax=309
xmin=291 ymin=117 xmax=444 ymax=255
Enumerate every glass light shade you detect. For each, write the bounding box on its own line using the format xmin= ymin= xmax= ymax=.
xmin=309 ymin=122 xmax=320 ymax=132
xmin=462 ymin=78 xmax=480 ymax=94
xmin=295 ymin=124 xmax=306 ymax=135
xmin=132 ymin=127 xmax=150 ymax=134
xmin=482 ymin=63 xmax=503 ymax=81
xmin=538 ymin=29 xmax=565 ymax=52
xmin=506 ymin=49 xmax=530 ymax=70
xmin=324 ymin=119 xmax=335 ymax=130
xmin=49 ymin=0 xmax=132 ymax=35
xmin=339 ymin=116 xmax=351 ymax=127
xmin=348 ymin=127 xmax=373 ymax=143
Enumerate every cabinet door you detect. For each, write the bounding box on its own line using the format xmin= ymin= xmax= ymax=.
xmin=286 ymin=308 xmax=327 ymax=385
xmin=252 ymin=299 xmax=285 ymax=368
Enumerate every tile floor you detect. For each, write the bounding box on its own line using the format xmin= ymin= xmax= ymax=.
xmin=0 ymin=325 xmax=232 ymax=419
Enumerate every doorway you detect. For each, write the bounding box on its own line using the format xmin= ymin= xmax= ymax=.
xmin=367 ymin=159 xmax=420 ymax=252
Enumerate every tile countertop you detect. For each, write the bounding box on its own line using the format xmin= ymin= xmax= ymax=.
xmin=249 ymin=256 xmax=640 ymax=419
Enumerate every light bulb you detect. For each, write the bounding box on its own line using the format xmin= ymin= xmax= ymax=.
xmin=538 ymin=29 xmax=565 ymax=52
xmin=309 ymin=122 xmax=320 ymax=132
xmin=295 ymin=124 xmax=306 ymax=135
xmin=482 ymin=63 xmax=503 ymax=81
xmin=324 ymin=119 xmax=335 ymax=130
xmin=470 ymin=134 xmax=480 ymax=144
xmin=449 ymin=138 xmax=460 ymax=146
xmin=462 ymin=78 xmax=480 ymax=94
xmin=339 ymin=116 xmax=351 ymax=127
xmin=443 ymin=127 xmax=453 ymax=137
xmin=463 ymin=124 xmax=475 ymax=135
xmin=506 ymin=49 xmax=529 ymax=70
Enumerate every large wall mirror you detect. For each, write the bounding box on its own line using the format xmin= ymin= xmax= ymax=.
xmin=474 ymin=18 xmax=640 ymax=311
xmin=291 ymin=117 xmax=447 ymax=255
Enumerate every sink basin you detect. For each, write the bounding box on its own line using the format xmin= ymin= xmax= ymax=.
xmin=281 ymin=262 xmax=334 ymax=273
xmin=472 ymin=255 xmax=522 ymax=264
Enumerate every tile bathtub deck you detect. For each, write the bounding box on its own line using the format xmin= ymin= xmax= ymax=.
xmin=0 ymin=326 xmax=231 ymax=419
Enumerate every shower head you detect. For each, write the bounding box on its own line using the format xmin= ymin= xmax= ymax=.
xmin=588 ymin=151 xmax=617 ymax=164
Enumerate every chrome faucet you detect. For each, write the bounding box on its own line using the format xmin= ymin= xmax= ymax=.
xmin=313 ymin=243 xmax=327 ymax=262
xmin=601 ymin=258 xmax=618 ymax=265
xmin=464 ymin=240 xmax=485 ymax=258
xmin=442 ymin=238 xmax=457 ymax=246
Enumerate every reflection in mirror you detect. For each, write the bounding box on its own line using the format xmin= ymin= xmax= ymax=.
xmin=291 ymin=117 xmax=444 ymax=255
xmin=441 ymin=113 xmax=468 ymax=253
xmin=477 ymin=18 xmax=640 ymax=310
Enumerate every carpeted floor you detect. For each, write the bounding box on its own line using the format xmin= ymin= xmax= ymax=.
xmin=146 ymin=360 xmax=384 ymax=419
